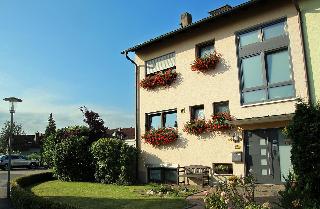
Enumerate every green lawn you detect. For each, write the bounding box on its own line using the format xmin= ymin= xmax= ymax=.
xmin=30 ymin=180 xmax=188 ymax=209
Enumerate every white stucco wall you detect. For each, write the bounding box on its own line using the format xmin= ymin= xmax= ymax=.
xmin=134 ymin=2 xmax=309 ymax=182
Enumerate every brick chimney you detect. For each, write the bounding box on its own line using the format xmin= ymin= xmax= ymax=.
xmin=180 ymin=12 xmax=192 ymax=28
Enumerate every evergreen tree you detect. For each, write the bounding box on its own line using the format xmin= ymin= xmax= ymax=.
xmin=44 ymin=113 xmax=56 ymax=137
xmin=0 ymin=121 xmax=25 ymax=154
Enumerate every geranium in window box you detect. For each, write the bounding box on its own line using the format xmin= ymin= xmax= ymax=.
xmin=142 ymin=127 xmax=178 ymax=146
xmin=183 ymin=119 xmax=208 ymax=135
xmin=191 ymin=51 xmax=221 ymax=73
xmin=140 ymin=67 xmax=178 ymax=90
xmin=207 ymin=112 xmax=234 ymax=131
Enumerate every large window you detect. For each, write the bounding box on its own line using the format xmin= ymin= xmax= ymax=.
xmin=146 ymin=52 xmax=175 ymax=75
xmin=237 ymin=19 xmax=295 ymax=104
xmin=146 ymin=109 xmax=177 ymax=130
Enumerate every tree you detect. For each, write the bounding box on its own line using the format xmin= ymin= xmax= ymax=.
xmin=0 ymin=121 xmax=25 ymax=154
xmin=80 ymin=106 xmax=109 ymax=141
xmin=44 ymin=113 xmax=56 ymax=137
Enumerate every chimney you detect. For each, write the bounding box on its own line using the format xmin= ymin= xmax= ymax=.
xmin=34 ymin=132 xmax=40 ymax=143
xmin=180 ymin=12 xmax=192 ymax=28
xmin=208 ymin=5 xmax=232 ymax=16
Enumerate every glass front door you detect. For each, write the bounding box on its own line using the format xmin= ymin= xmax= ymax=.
xmin=245 ymin=128 xmax=291 ymax=184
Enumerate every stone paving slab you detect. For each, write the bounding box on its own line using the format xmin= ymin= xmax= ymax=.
xmin=185 ymin=184 xmax=284 ymax=209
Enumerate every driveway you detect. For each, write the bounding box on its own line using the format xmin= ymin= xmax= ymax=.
xmin=0 ymin=168 xmax=48 ymax=209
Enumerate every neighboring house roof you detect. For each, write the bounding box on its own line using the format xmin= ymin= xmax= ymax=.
xmin=107 ymin=127 xmax=135 ymax=140
xmin=121 ymin=0 xmax=265 ymax=54
xmin=12 ymin=133 xmax=42 ymax=151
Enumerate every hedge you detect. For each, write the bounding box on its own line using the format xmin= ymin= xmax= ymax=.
xmin=11 ymin=172 xmax=79 ymax=209
xmin=53 ymin=136 xmax=94 ymax=182
xmin=91 ymin=138 xmax=138 ymax=185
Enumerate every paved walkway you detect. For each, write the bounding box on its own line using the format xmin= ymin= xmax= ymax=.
xmin=186 ymin=191 xmax=206 ymax=209
xmin=185 ymin=184 xmax=284 ymax=209
xmin=0 ymin=186 xmax=14 ymax=209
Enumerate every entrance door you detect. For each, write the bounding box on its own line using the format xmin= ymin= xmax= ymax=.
xmin=245 ymin=129 xmax=281 ymax=184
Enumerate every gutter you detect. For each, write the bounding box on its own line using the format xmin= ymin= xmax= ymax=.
xmin=292 ymin=0 xmax=312 ymax=104
xmin=122 ymin=51 xmax=140 ymax=181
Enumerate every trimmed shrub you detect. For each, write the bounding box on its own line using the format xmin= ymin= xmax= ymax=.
xmin=280 ymin=102 xmax=320 ymax=208
xmin=11 ymin=172 xmax=79 ymax=209
xmin=42 ymin=134 xmax=58 ymax=168
xmin=91 ymin=138 xmax=138 ymax=185
xmin=53 ymin=136 xmax=94 ymax=181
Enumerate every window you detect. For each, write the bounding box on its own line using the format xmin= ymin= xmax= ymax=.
xmin=148 ymin=167 xmax=177 ymax=183
xmin=146 ymin=52 xmax=175 ymax=75
xmin=191 ymin=105 xmax=205 ymax=120
xmin=197 ymin=41 xmax=215 ymax=58
xmin=237 ymin=19 xmax=294 ymax=104
xmin=146 ymin=109 xmax=177 ymax=130
xmin=214 ymin=101 xmax=229 ymax=114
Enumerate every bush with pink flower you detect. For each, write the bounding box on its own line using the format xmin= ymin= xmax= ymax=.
xmin=205 ymin=174 xmax=272 ymax=209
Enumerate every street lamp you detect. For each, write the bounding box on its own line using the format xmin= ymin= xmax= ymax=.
xmin=3 ymin=97 xmax=22 ymax=199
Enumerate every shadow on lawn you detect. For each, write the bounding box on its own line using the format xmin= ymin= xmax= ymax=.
xmin=41 ymin=196 xmax=188 ymax=209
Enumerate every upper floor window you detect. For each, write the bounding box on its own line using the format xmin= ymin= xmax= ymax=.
xmin=146 ymin=109 xmax=177 ymax=130
xmin=239 ymin=22 xmax=286 ymax=47
xmin=237 ymin=19 xmax=294 ymax=105
xmin=197 ymin=40 xmax=215 ymax=58
xmin=214 ymin=101 xmax=229 ymax=114
xmin=146 ymin=52 xmax=175 ymax=75
xmin=190 ymin=105 xmax=205 ymax=120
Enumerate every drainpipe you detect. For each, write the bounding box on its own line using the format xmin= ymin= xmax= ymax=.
xmin=292 ymin=0 xmax=312 ymax=104
xmin=121 ymin=50 xmax=140 ymax=181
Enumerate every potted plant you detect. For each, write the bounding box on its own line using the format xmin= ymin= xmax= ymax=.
xmin=142 ymin=127 xmax=178 ymax=146
xmin=191 ymin=51 xmax=221 ymax=73
xmin=183 ymin=119 xmax=208 ymax=135
xmin=207 ymin=112 xmax=233 ymax=131
xmin=214 ymin=164 xmax=233 ymax=174
xmin=140 ymin=67 xmax=178 ymax=90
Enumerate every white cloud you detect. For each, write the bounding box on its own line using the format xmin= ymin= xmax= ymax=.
xmin=0 ymin=87 xmax=134 ymax=134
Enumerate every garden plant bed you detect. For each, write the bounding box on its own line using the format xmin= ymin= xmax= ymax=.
xmin=30 ymin=180 xmax=191 ymax=209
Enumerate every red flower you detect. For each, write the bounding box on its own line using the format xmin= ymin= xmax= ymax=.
xmin=142 ymin=127 xmax=178 ymax=146
xmin=191 ymin=51 xmax=221 ymax=73
xmin=140 ymin=67 xmax=178 ymax=90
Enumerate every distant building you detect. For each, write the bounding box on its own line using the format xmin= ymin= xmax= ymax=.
xmin=12 ymin=132 xmax=42 ymax=155
xmin=107 ymin=127 xmax=135 ymax=146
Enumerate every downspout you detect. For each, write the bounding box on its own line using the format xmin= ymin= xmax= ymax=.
xmin=292 ymin=0 xmax=312 ymax=104
xmin=122 ymin=50 xmax=140 ymax=181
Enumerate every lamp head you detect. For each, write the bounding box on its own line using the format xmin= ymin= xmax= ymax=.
xmin=3 ymin=97 xmax=22 ymax=113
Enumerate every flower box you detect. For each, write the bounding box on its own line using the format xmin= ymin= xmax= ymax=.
xmin=142 ymin=128 xmax=178 ymax=146
xmin=140 ymin=67 xmax=178 ymax=90
xmin=207 ymin=112 xmax=233 ymax=131
xmin=183 ymin=113 xmax=234 ymax=136
xmin=191 ymin=51 xmax=221 ymax=73
xmin=183 ymin=119 xmax=208 ymax=135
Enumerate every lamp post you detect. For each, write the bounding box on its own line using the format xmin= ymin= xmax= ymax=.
xmin=3 ymin=97 xmax=22 ymax=199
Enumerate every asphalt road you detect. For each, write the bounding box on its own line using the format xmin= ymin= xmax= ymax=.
xmin=0 ymin=168 xmax=48 ymax=198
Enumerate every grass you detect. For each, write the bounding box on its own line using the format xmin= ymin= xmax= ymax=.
xmin=30 ymin=180 xmax=189 ymax=209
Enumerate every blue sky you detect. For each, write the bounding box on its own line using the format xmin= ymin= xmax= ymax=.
xmin=0 ymin=0 xmax=246 ymax=134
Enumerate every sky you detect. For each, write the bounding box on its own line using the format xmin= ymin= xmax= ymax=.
xmin=0 ymin=0 xmax=247 ymax=134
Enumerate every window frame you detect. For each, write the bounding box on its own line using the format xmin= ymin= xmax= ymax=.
xmin=145 ymin=52 xmax=176 ymax=76
xmin=145 ymin=109 xmax=177 ymax=131
xmin=190 ymin=105 xmax=205 ymax=120
xmin=196 ymin=39 xmax=215 ymax=58
xmin=213 ymin=101 xmax=230 ymax=115
xmin=147 ymin=167 xmax=177 ymax=184
xmin=236 ymin=18 xmax=296 ymax=105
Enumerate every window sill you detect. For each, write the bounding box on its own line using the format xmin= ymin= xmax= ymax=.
xmin=241 ymin=97 xmax=298 ymax=108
